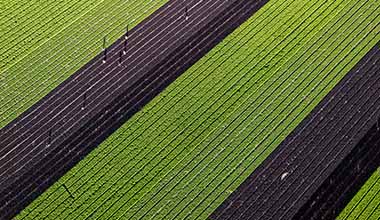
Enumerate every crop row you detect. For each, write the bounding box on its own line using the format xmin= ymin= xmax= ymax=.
xmin=6 ymin=1 xmax=244 ymax=218
xmin=0 ymin=0 xmax=101 ymax=70
xmin=17 ymin=0 xmax=380 ymax=219
xmin=15 ymin=0 xmax=285 ymax=217
xmin=14 ymin=0 xmax=284 ymax=217
xmin=338 ymin=169 xmax=380 ymax=220
xmin=210 ymin=7 xmax=380 ymax=220
xmin=0 ymin=0 xmax=168 ymax=128
xmin=0 ymin=0 xmax=231 ymax=196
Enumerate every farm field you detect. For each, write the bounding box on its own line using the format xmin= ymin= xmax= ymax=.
xmin=338 ymin=169 xmax=380 ymax=220
xmin=0 ymin=1 xmax=265 ymax=218
xmin=0 ymin=0 xmax=100 ymax=69
xmin=16 ymin=0 xmax=379 ymax=219
xmin=0 ymin=0 xmax=168 ymax=128
xmin=210 ymin=44 xmax=380 ymax=220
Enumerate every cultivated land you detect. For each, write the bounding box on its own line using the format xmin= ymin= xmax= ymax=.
xmin=0 ymin=0 xmax=99 ymax=69
xmin=0 ymin=0 xmax=267 ymax=218
xmin=339 ymin=169 xmax=380 ymax=220
xmin=211 ymin=45 xmax=380 ymax=220
xmin=0 ymin=0 xmax=168 ymax=128
xmin=16 ymin=0 xmax=379 ymax=219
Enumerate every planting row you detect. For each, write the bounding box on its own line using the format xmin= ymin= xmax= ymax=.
xmin=338 ymin=168 xmax=380 ymax=219
xmin=0 ymin=0 xmax=168 ymax=128
xmin=2 ymin=0 xmax=264 ymax=219
xmin=1 ymin=0 xmax=101 ymax=69
xmin=17 ymin=0 xmax=379 ymax=219
xmin=210 ymin=27 xmax=380 ymax=220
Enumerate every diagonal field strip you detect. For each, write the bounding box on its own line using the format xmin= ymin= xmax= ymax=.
xmin=16 ymin=0 xmax=379 ymax=220
xmin=0 ymin=0 xmax=169 ymax=129
xmin=292 ymin=45 xmax=380 ymax=219
xmin=209 ymin=43 xmax=380 ymax=219
xmin=1 ymin=0 xmax=268 ymax=219
xmin=0 ymin=0 xmax=173 ymax=192
xmin=296 ymin=112 xmax=380 ymax=219
xmin=0 ymin=0 xmax=259 ymax=192
xmin=0 ymin=0 xmax=200 ymax=187
xmin=338 ymin=168 xmax=380 ymax=220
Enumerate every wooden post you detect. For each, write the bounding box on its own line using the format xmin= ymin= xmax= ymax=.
xmin=185 ymin=6 xmax=189 ymax=20
xmin=124 ymin=25 xmax=129 ymax=55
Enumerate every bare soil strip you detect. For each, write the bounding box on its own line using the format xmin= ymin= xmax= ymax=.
xmin=294 ymin=115 xmax=380 ymax=219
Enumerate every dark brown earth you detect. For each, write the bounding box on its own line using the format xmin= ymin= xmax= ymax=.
xmin=294 ymin=114 xmax=380 ymax=219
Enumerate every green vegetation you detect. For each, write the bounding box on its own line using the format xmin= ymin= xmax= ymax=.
xmin=0 ymin=0 xmax=100 ymax=69
xmin=338 ymin=168 xmax=380 ymax=220
xmin=15 ymin=0 xmax=380 ymax=219
xmin=0 ymin=0 xmax=168 ymax=128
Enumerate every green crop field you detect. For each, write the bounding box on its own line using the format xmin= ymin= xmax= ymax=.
xmin=0 ymin=0 xmax=168 ymax=128
xmin=16 ymin=0 xmax=379 ymax=219
xmin=1 ymin=0 xmax=99 ymax=69
xmin=338 ymin=168 xmax=380 ymax=220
